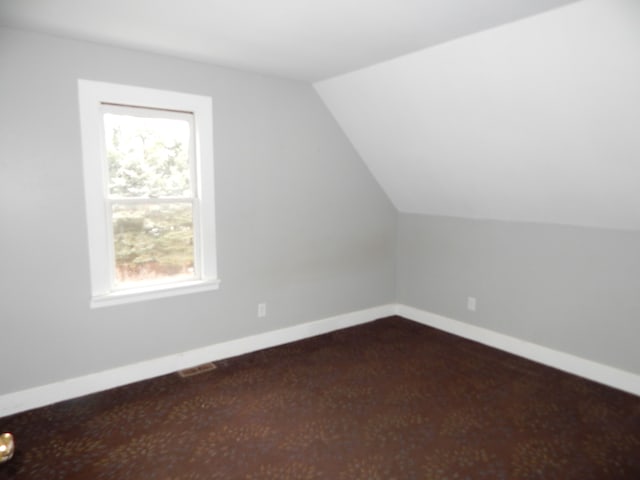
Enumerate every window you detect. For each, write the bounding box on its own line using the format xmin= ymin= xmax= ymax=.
xmin=78 ymin=80 xmax=219 ymax=308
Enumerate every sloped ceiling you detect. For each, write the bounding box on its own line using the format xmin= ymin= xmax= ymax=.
xmin=316 ymin=0 xmax=640 ymax=230
xmin=0 ymin=0 xmax=577 ymax=81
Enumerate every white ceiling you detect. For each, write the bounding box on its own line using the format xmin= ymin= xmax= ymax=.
xmin=0 ymin=0 xmax=577 ymax=82
xmin=316 ymin=0 xmax=640 ymax=230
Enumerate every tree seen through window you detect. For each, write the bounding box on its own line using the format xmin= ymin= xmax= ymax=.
xmin=103 ymin=111 xmax=196 ymax=285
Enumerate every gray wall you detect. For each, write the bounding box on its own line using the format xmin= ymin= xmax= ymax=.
xmin=397 ymin=213 xmax=640 ymax=374
xmin=0 ymin=27 xmax=397 ymax=395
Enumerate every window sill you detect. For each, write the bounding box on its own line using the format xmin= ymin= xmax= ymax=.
xmin=90 ymin=278 xmax=221 ymax=309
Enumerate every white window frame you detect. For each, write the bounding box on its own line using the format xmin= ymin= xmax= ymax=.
xmin=78 ymin=79 xmax=219 ymax=308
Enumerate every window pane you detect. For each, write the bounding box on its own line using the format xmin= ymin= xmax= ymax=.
xmin=112 ymin=203 xmax=195 ymax=286
xmin=104 ymin=113 xmax=192 ymax=198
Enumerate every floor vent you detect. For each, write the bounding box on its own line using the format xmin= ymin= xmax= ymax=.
xmin=178 ymin=362 xmax=217 ymax=378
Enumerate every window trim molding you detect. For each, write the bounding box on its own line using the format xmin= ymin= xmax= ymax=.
xmin=90 ymin=278 xmax=221 ymax=309
xmin=78 ymin=79 xmax=219 ymax=307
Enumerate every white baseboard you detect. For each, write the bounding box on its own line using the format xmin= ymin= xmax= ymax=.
xmin=3 ymin=303 xmax=637 ymax=418
xmin=396 ymin=304 xmax=640 ymax=397
xmin=0 ymin=304 xmax=395 ymax=418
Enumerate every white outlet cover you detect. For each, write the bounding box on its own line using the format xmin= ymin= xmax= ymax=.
xmin=467 ymin=297 xmax=476 ymax=311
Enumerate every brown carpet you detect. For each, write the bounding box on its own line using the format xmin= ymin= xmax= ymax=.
xmin=1 ymin=316 xmax=639 ymax=479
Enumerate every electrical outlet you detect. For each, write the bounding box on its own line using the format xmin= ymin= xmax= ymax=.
xmin=467 ymin=297 xmax=476 ymax=312
xmin=257 ymin=303 xmax=266 ymax=318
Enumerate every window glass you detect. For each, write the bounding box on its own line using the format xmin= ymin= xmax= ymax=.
xmin=111 ymin=202 xmax=195 ymax=286
xmin=103 ymin=112 xmax=193 ymax=198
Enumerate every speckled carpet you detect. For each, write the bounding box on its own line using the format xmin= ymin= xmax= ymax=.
xmin=1 ymin=316 xmax=639 ymax=479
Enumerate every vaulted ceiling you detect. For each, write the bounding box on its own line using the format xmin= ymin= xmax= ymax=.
xmin=2 ymin=0 xmax=638 ymax=230
xmin=316 ymin=0 xmax=640 ymax=230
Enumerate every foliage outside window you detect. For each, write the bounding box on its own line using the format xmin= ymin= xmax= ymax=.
xmin=104 ymin=109 xmax=196 ymax=286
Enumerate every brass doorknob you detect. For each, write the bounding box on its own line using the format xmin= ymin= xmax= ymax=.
xmin=0 ymin=433 xmax=14 ymax=463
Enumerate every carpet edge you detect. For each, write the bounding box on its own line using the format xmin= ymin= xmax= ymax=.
xmin=397 ymin=304 xmax=640 ymax=396
xmin=0 ymin=304 xmax=396 ymax=417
